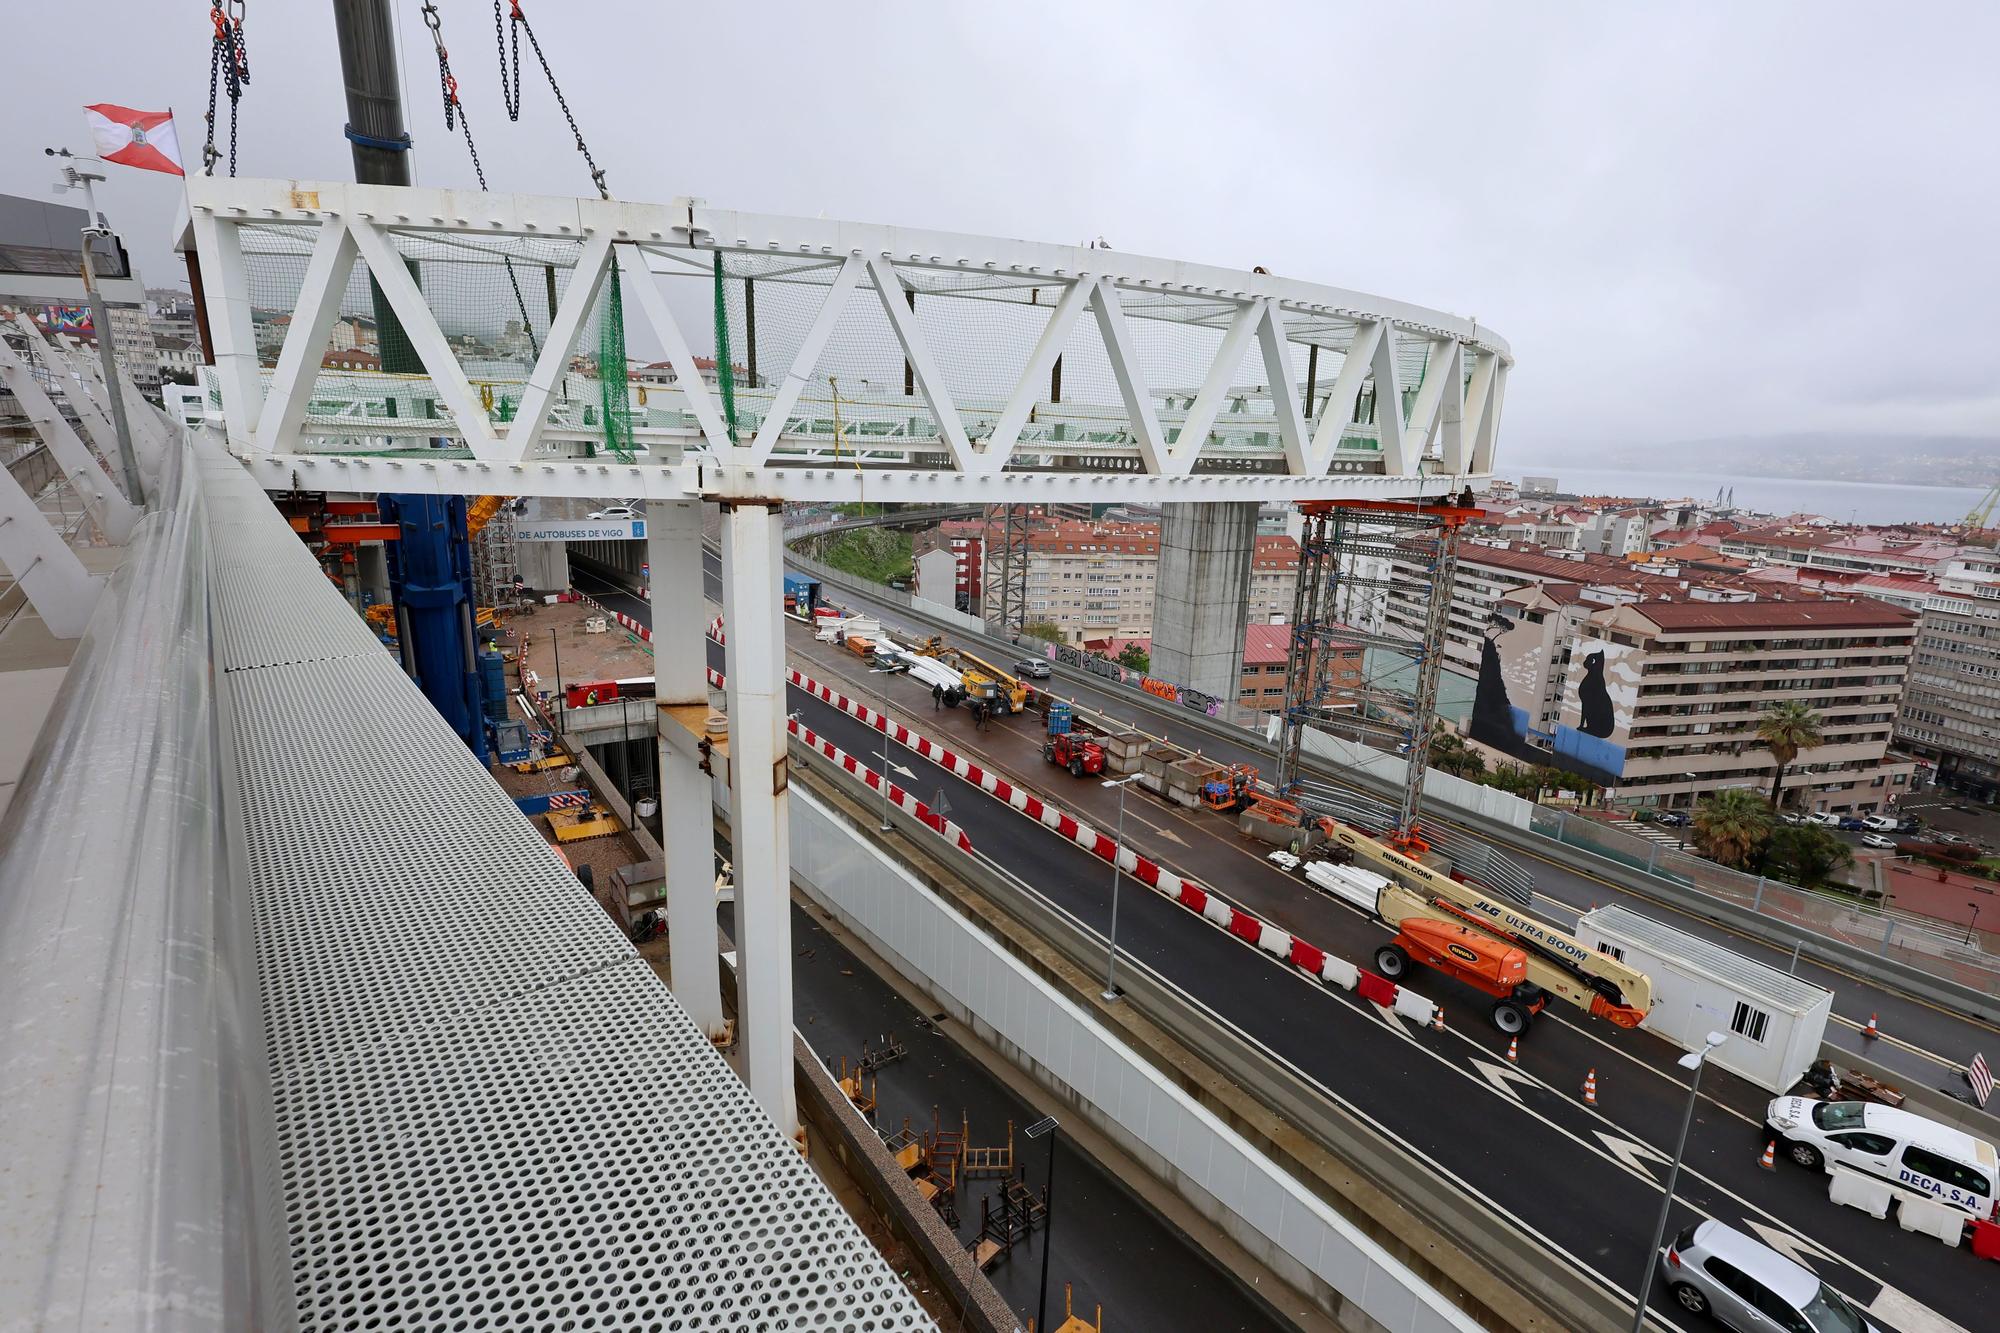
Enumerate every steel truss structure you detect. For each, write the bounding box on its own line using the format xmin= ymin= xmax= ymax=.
xmin=1276 ymin=502 xmax=1469 ymax=838
xmin=981 ymin=502 xmax=1031 ymax=635
xmin=180 ymin=177 xmax=1509 ymax=506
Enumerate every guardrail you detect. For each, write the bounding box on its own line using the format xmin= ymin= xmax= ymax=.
xmin=785 ymin=739 xmax=1646 ymax=1332
xmin=787 ymin=553 xmax=2000 ymax=1012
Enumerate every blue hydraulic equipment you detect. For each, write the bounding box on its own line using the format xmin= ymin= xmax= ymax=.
xmin=378 ymin=493 xmax=488 ymax=765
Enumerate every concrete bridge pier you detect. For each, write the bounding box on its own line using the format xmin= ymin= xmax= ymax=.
xmin=648 ymin=500 xmax=727 ymax=1045
xmin=716 ymin=499 xmax=798 ymax=1136
xmin=1149 ymin=501 xmax=1259 ymax=702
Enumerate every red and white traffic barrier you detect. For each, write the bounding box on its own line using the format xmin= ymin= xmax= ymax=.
xmin=782 ymin=664 xmax=1439 ymax=1025
xmin=783 ymin=717 xmax=975 ymax=855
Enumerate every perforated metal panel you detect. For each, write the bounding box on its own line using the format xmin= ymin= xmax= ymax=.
xmin=202 ymin=443 xmax=933 ymax=1331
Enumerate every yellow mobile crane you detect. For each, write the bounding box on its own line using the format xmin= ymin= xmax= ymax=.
xmin=942 ymin=648 xmax=1032 ymax=716
xmin=1322 ymin=820 xmax=1653 ymax=1028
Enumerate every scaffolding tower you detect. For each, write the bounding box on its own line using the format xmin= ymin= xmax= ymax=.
xmin=1275 ymin=499 xmax=1477 ymax=842
xmin=981 ymin=503 xmax=1031 ymax=636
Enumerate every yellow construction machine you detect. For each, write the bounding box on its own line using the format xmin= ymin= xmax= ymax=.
xmin=1322 ymin=821 xmax=1653 ymax=1027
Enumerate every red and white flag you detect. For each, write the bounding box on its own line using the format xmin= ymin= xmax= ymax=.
xmin=83 ymin=104 xmax=185 ymax=177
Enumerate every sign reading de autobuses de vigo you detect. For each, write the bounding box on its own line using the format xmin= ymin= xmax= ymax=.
xmin=516 ymin=519 xmax=647 ymax=542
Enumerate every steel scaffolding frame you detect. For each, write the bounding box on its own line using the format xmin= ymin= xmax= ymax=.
xmin=1276 ymin=501 xmax=1469 ymax=839
xmin=981 ymin=502 xmax=1031 ymax=636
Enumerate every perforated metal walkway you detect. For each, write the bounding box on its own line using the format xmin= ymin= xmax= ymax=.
xmin=200 ymin=444 xmax=933 ymax=1330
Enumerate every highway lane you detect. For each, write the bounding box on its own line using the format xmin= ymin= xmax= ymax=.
xmin=772 ymin=657 xmax=1980 ymax=1332
xmin=763 ymin=563 xmax=1999 ymax=1092
xmin=578 ymin=561 xmax=1990 ymax=1329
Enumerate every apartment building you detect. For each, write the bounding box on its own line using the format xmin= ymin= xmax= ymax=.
xmin=912 ymin=520 xmax=982 ymax=611
xmin=987 ymin=517 xmax=1296 ymax=642
xmin=1894 ymin=552 xmax=2000 ymax=801
xmin=1478 ymin=589 xmax=1917 ymax=812
xmin=1082 ymin=623 xmax=1359 ymax=711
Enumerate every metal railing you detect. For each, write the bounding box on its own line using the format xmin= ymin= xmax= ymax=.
xmin=1531 ymin=808 xmax=2000 ymax=993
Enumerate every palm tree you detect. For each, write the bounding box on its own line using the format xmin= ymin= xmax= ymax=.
xmin=1757 ymin=700 xmax=1824 ymax=810
xmin=1692 ymin=789 xmax=1775 ymax=870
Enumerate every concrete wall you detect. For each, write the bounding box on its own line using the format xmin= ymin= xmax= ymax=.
xmin=1150 ymin=502 xmax=1258 ymax=701
xmin=1296 ymin=725 xmax=1534 ymax=831
xmin=785 ymin=784 xmax=1480 ymax=1333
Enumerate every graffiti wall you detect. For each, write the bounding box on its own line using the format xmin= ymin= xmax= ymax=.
xmin=1468 ymin=612 xmax=1636 ymax=785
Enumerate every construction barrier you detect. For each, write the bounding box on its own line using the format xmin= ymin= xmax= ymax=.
xmin=780 ymin=664 xmax=1440 ymax=1027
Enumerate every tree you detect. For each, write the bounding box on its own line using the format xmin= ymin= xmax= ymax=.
xmin=1691 ymin=789 xmax=1775 ymax=870
xmin=1021 ymin=620 xmax=1066 ymax=645
xmin=1116 ymin=641 xmax=1150 ymax=674
xmin=1759 ymin=825 xmax=1855 ymax=890
xmin=1757 ymin=701 xmax=1824 ymax=810
xmin=820 ymin=527 xmax=912 ymax=585
xmin=1429 ymin=732 xmax=1487 ymax=779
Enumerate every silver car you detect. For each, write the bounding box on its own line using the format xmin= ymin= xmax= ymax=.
xmin=1659 ymin=1220 xmax=1876 ymax=1332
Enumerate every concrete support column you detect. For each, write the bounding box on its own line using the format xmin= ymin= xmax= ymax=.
xmin=515 ymin=538 xmax=569 ymax=592
xmin=356 ymin=542 xmax=391 ymax=605
xmin=649 ymin=499 xmax=726 ymax=1040
xmin=718 ymin=500 xmax=797 ymax=1135
xmin=1149 ymin=501 xmax=1259 ymax=701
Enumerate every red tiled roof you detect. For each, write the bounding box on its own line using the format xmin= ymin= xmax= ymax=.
xmin=1623 ymin=600 xmax=1916 ymax=632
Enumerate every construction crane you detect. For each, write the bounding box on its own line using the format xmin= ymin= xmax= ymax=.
xmin=941 ymin=648 xmax=1031 ymax=716
xmin=1965 ymin=481 xmax=1999 ymax=531
xmin=1302 ymin=815 xmax=1652 ymax=1029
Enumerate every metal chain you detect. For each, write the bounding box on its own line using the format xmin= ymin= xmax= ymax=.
xmin=424 ymin=1 xmax=538 ymax=360
xmin=493 ymin=1 xmax=608 ymax=197
xmin=203 ymin=1 xmax=250 ymax=176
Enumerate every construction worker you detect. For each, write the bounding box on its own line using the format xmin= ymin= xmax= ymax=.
xmin=933 ymin=682 xmax=943 ymax=710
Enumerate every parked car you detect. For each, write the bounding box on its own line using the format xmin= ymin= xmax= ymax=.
xmin=1659 ymin=1220 xmax=1879 ymax=1332
xmin=1656 ymin=811 xmax=1691 ymax=828
xmin=1779 ymin=812 xmax=1806 ymax=826
xmin=1860 ymin=833 xmax=1896 ymax=850
xmin=1895 ymin=817 xmax=1923 ymax=834
xmin=1765 ymin=1096 xmax=1998 ymax=1220
xmin=1860 ymin=814 xmax=1898 ymax=832
xmin=1836 ymin=816 xmax=1866 ymax=831
xmin=1012 ymin=658 xmax=1052 ymax=680
xmin=1805 ymin=812 xmax=1842 ymax=828
xmin=588 ymin=504 xmax=640 ymax=520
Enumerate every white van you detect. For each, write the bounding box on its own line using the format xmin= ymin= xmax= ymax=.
xmin=1860 ymin=815 xmax=1898 ymax=833
xmin=1765 ymin=1097 xmax=1997 ymax=1219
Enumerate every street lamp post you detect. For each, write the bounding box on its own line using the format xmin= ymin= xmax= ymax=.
xmin=869 ymin=666 xmax=898 ymax=832
xmin=1099 ymin=774 xmax=1142 ymax=1002
xmin=1023 ymin=1115 xmax=1060 ymax=1333
xmin=1631 ymin=1030 xmax=1727 ymax=1333
xmin=1967 ymin=902 xmax=1981 ymax=946
xmin=45 ymin=148 xmax=144 ymax=507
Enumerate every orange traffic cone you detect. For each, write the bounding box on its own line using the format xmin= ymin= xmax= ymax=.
xmin=1582 ymin=1068 xmax=1599 ymax=1106
xmin=1864 ymin=1013 xmax=1879 ymax=1039
xmin=1430 ymin=1007 xmax=1446 ymax=1034
xmin=1759 ymin=1140 xmax=1777 ymax=1171
xmin=1506 ymin=1035 xmax=1519 ymax=1063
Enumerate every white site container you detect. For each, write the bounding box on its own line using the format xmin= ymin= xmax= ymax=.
xmin=1576 ymin=904 xmax=1834 ymax=1094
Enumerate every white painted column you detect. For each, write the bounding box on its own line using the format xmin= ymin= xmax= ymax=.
xmin=718 ymin=500 xmax=797 ymax=1135
xmin=648 ymin=498 xmax=726 ymax=1039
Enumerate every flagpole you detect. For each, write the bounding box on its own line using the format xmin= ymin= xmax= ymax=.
xmin=52 ymin=154 xmax=145 ymax=507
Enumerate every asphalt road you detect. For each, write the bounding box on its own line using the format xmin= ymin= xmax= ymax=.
xmin=747 ymin=563 xmax=2000 ymax=1099
xmin=721 ymin=901 xmax=1293 ymax=1333
xmin=574 ymin=561 xmax=1995 ymax=1333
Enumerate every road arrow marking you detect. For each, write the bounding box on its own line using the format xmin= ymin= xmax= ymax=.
xmin=1738 ymin=1219 xmax=1839 ymax=1273
xmin=1468 ymin=1057 xmax=1541 ymax=1105
xmin=1592 ymin=1130 xmax=1672 ymax=1181
xmin=890 ymin=762 xmax=918 ymax=779
xmin=1866 ymin=1284 xmax=1968 ymax=1333
xmin=1127 ymin=811 xmax=1188 ymax=845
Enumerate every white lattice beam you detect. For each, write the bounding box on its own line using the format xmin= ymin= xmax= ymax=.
xmin=504 ymin=230 xmax=614 ymax=462
xmin=621 ymin=244 xmax=734 ymax=453
xmin=1307 ymin=320 xmax=1382 ymax=473
xmin=187 ymin=206 xmax=263 ymax=451
xmin=1165 ymin=302 xmax=1261 ymax=477
xmin=866 ymin=258 xmax=974 ymax=471
xmin=748 ymin=255 xmax=863 ymax=466
xmin=1472 ymin=361 xmax=1506 ymax=475
xmin=255 ymin=219 xmax=358 ymax=455
xmin=1089 ymin=278 xmax=1167 ymax=473
xmin=977 ymin=278 xmax=1091 ymax=474
xmin=345 ymin=218 xmax=506 ymax=461
xmin=0 ymin=338 xmax=140 ymax=543
xmin=0 ymin=464 xmax=103 ymax=638
xmin=1256 ymin=301 xmax=1312 ymax=474
xmin=1370 ymin=325 xmax=1410 ymax=475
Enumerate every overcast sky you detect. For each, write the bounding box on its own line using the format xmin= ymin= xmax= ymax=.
xmin=9 ymin=1 xmax=1996 ymax=461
